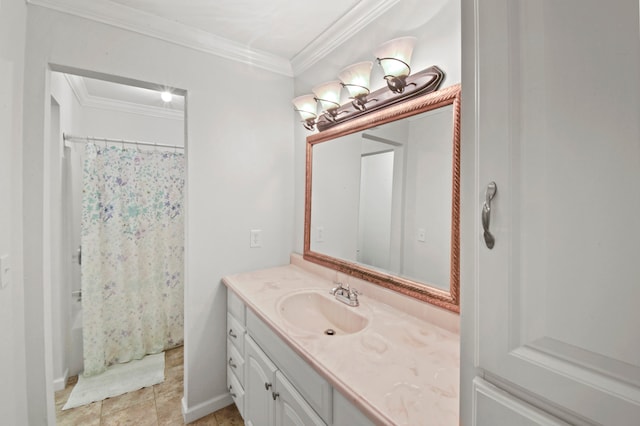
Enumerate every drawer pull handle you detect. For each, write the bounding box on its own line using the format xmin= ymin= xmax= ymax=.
xmin=228 ymin=329 xmax=237 ymax=338
xmin=272 ymin=391 xmax=279 ymax=401
xmin=228 ymin=357 xmax=237 ymax=369
xmin=228 ymin=385 xmax=236 ymax=398
xmin=265 ymin=382 xmax=272 ymax=390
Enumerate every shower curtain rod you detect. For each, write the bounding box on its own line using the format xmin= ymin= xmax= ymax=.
xmin=63 ymin=133 xmax=184 ymax=150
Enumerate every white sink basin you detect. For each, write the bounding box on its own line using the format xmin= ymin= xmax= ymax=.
xmin=277 ymin=291 xmax=369 ymax=336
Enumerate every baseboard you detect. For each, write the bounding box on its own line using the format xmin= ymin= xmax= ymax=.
xmin=181 ymin=392 xmax=233 ymax=423
xmin=53 ymin=368 xmax=69 ymax=391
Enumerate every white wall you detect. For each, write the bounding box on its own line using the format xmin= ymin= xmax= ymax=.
xmin=0 ymin=0 xmax=28 ymax=424
xmin=82 ymin=106 xmax=184 ymax=146
xmin=23 ymin=5 xmax=294 ymax=424
xmin=310 ymin=132 xmax=362 ymax=261
xmin=293 ymin=0 xmax=461 ymax=253
xmin=402 ymin=106 xmax=454 ymax=289
xmin=54 ymin=74 xmax=89 ymax=381
xmin=49 ymin=70 xmax=85 ymax=389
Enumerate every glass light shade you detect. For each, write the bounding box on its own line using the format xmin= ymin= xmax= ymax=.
xmin=338 ymin=61 xmax=373 ymax=97
xmin=161 ymin=91 xmax=173 ymax=102
xmin=312 ymin=80 xmax=342 ymax=111
xmin=292 ymin=94 xmax=318 ymax=121
xmin=374 ymin=36 xmax=417 ymax=77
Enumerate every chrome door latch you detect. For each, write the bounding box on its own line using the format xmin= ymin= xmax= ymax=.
xmin=482 ymin=182 xmax=497 ymax=249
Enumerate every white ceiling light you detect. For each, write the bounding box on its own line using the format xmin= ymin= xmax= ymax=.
xmin=161 ymin=91 xmax=173 ymax=103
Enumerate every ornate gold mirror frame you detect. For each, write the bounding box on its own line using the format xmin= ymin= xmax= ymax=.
xmin=304 ymin=84 xmax=461 ymax=312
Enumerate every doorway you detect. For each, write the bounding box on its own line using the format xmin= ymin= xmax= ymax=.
xmin=46 ymin=69 xmax=186 ymax=417
xmin=357 ymin=149 xmax=394 ymax=269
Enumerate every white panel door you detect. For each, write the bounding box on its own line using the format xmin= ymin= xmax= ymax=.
xmin=245 ymin=336 xmax=277 ymax=426
xmin=472 ymin=378 xmax=568 ymax=426
xmin=473 ymin=0 xmax=640 ymax=424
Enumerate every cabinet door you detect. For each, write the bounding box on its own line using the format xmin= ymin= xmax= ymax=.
xmin=245 ymin=336 xmax=278 ymax=426
xmin=274 ymin=371 xmax=326 ymax=426
xmin=247 ymin=309 xmax=332 ymax=423
xmin=473 ymin=378 xmax=568 ymax=426
xmin=468 ymin=0 xmax=640 ymax=424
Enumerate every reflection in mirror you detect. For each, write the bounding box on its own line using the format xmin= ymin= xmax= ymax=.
xmin=305 ymin=84 xmax=460 ymax=312
xmin=311 ymin=105 xmax=454 ymax=291
xmin=358 ymin=148 xmax=394 ymax=270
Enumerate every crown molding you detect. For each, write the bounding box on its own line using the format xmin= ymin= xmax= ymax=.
xmin=29 ymin=0 xmax=399 ymax=78
xmin=28 ymin=0 xmax=294 ymax=77
xmin=63 ymin=73 xmax=184 ymax=120
xmin=63 ymin=73 xmax=89 ymax=105
xmin=82 ymin=95 xmax=184 ymax=121
xmin=290 ymin=0 xmax=403 ymax=75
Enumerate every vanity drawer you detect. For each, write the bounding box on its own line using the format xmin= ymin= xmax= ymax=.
xmin=247 ymin=309 xmax=332 ymax=424
xmin=227 ymin=289 xmax=246 ymax=325
xmin=227 ymin=338 xmax=245 ymax=385
xmin=227 ymin=313 xmax=246 ymax=354
xmin=227 ymin=367 xmax=245 ymax=419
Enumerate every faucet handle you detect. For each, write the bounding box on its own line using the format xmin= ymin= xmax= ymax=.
xmin=348 ymin=287 xmax=360 ymax=300
xmin=347 ymin=287 xmax=360 ymax=306
xmin=330 ymin=281 xmax=344 ymax=295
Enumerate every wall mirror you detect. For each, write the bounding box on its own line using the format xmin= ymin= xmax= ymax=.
xmin=304 ymin=84 xmax=460 ymax=312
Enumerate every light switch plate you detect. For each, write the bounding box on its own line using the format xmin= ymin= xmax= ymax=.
xmin=250 ymin=229 xmax=262 ymax=248
xmin=0 ymin=254 xmax=10 ymax=289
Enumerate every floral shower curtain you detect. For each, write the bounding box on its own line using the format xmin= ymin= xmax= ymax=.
xmin=81 ymin=143 xmax=185 ymax=377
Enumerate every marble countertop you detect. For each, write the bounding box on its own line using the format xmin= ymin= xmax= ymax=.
xmin=222 ymin=257 xmax=460 ymax=425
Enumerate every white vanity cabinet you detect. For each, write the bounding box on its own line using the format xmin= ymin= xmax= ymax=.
xmin=332 ymin=391 xmax=374 ymax=426
xmin=244 ymin=335 xmax=326 ymax=426
xmin=275 ymin=370 xmax=326 ymax=426
xmin=246 ymin=309 xmax=332 ymax=424
xmin=226 ymin=288 xmax=374 ymax=426
xmin=244 ymin=335 xmax=278 ymax=426
xmin=244 ymin=308 xmax=331 ymax=426
xmin=462 ymin=0 xmax=640 ymax=424
xmin=226 ymin=290 xmax=246 ymax=417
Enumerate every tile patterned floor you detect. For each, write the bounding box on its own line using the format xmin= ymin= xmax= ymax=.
xmin=55 ymin=346 xmax=244 ymax=425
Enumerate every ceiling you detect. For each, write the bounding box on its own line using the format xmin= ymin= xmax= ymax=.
xmin=108 ymin=0 xmax=361 ymax=60
xmin=35 ymin=0 xmax=401 ymax=117
xmin=30 ymin=0 xmax=401 ymax=76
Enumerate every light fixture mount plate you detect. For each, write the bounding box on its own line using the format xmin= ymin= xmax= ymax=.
xmin=316 ymin=65 xmax=445 ymax=131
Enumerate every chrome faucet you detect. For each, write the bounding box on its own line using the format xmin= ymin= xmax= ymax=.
xmin=330 ymin=282 xmax=360 ymax=307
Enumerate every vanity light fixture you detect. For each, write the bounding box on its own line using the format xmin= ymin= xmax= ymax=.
xmin=338 ymin=61 xmax=373 ymax=111
xmin=312 ymin=80 xmax=343 ymax=122
xmin=292 ymin=94 xmax=319 ymax=131
xmin=161 ymin=91 xmax=173 ymax=102
xmin=374 ymin=36 xmax=417 ymax=94
xmin=293 ymin=35 xmax=445 ymax=132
